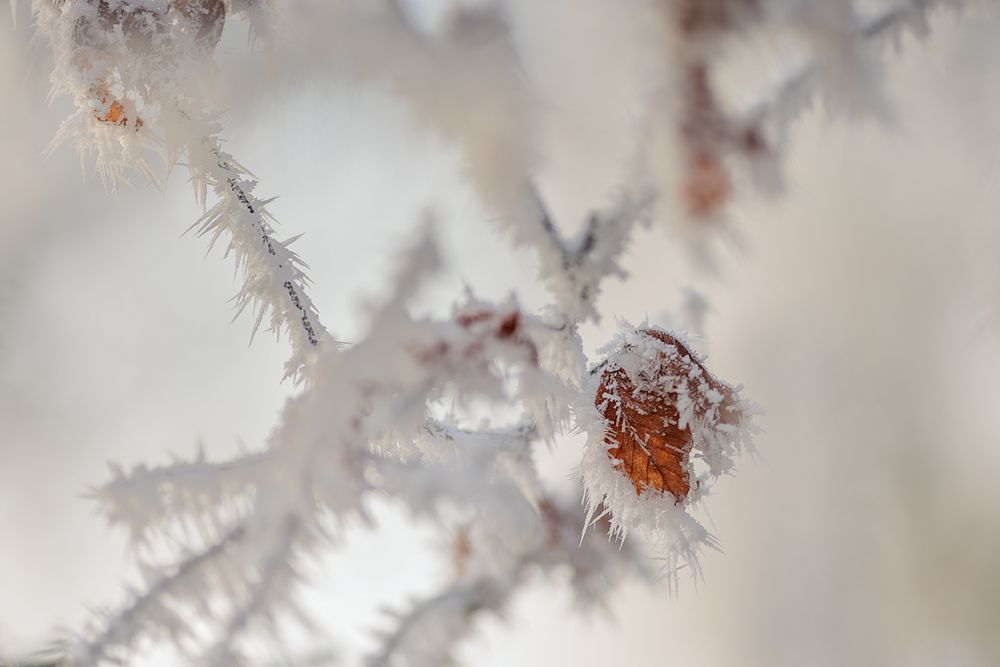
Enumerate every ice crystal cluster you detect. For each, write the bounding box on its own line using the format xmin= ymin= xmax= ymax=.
xmin=16 ymin=0 xmax=967 ymax=664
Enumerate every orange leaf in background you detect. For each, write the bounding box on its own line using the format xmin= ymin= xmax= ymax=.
xmin=596 ymin=329 xmax=736 ymax=502
xmin=683 ymin=151 xmax=730 ymax=219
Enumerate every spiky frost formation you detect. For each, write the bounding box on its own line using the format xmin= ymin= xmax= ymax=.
xmin=367 ymin=493 xmax=653 ymax=667
xmin=15 ymin=0 xmax=973 ymax=662
xmin=73 ymin=237 xmax=649 ymax=664
xmin=580 ymin=324 xmax=756 ymax=582
xmin=32 ymin=0 xmax=326 ymax=380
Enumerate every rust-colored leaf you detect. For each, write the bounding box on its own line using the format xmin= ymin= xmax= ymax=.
xmin=682 ymin=151 xmax=730 ymax=219
xmin=596 ymin=329 xmax=737 ymax=502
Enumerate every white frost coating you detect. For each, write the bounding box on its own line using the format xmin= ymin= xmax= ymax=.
xmin=76 ymin=233 xmax=650 ymax=664
xmin=578 ymin=323 xmax=757 ymax=585
xmin=33 ymin=0 xmax=327 ymax=381
xmin=185 ymin=131 xmax=328 ymax=380
xmin=741 ymin=0 xmax=960 ymax=136
xmin=17 ymin=0 xmax=969 ymax=663
xmin=367 ymin=491 xmax=653 ymax=667
xmin=531 ymin=185 xmax=657 ymax=324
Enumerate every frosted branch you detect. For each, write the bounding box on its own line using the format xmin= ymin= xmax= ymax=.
xmin=368 ymin=575 xmax=518 ymax=667
xmin=95 ymin=448 xmax=273 ymax=544
xmin=369 ymin=493 xmax=653 ymax=667
xmin=741 ymin=1 xmax=949 ymax=131
xmin=9 ymin=0 xmax=886 ymax=663
xmin=32 ymin=0 xmax=330 ymax=381
xmin=527 ymin=184 xmax=655 ymax=324
xmin=69 ymin=522 xmax=248 ymax=666
xmin=184 ymin=128 xmax=329 ymax=380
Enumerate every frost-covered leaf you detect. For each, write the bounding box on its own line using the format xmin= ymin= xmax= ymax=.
xmin=580 ymin=324 xmax=756 ymax=580
xmin=595 ymin=328 xmax=742 ymax=502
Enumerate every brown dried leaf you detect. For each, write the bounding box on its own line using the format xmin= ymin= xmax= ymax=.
xmin=596 ymin=329 xmax=737 ymax=502
xmin=683 ymin=151 xmax=730 ymax=219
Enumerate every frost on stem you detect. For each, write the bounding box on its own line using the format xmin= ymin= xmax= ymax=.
xmin=185 ymin=136 xmax=327 ymax=380
xmin=525 ymin=184 xmax=656 ymax=325
xmin=77 ymin=234 xmax=649 ymax=664
xmin=34 ymin=0 xmax=326 ymax=380
xmin=368 ymin=493 xmax=653 ymax=667
xmin=738 ymin=0 xmax=956 ymax=140
xmin=580 ymin=324 xmax=756 ymax=582
xmin=20 ymin=0 xmax=971 ymax=663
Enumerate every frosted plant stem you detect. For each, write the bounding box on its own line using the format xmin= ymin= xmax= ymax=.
xmin=204 ymin=514 xmax=304 ymax=665
xmin=181 ymin=123 xmax=330 ymax=380
xmin=526 ymin=182 xmax=654 ymax=325
xmin=742 ymin=0 xmax=944 ymax=128
xmin=367 ymin=574 xmax=519 ymax=667
xmin=70 ymin=522 xmax=248 ymax=667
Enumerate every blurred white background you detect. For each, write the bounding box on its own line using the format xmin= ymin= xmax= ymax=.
xmin=3 ymin=2 xmax=1000 ymax=665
